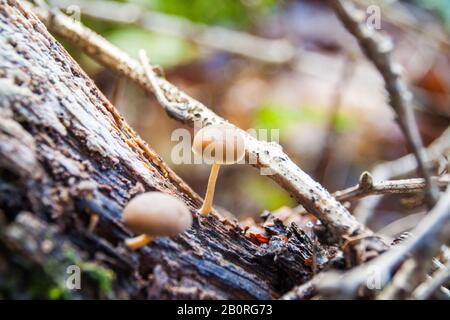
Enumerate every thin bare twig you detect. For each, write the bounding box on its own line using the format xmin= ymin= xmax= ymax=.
xmin=292 ymin=174 xmax=448 ymax=227
xmin=333 ymin=173 xmax=449 ymax=203
xmin=282 ymin=185 xmax=450 ymax=299
xmin=355 ymin=126 xmax=450 ymax=224
xmin=386 ymin=249 xmax=450 ymax=300
xmin=330 ymin=0 xmax=439 ymax=208
xmin=377 ymin=258 xmax=418 ymax=299
xmin=27 ymin=2 xmax=388 ymax=259
xmin=280 ymin=275 xmax=321 ymax=300
xmin=413 ymin=260 xmax=450 ymax=299
xmin=50 ymin=0 xmax=295 ymax=65
xmin=138 ymin=50 xmax=185 ymax=111
xmin=377 ymin=241 xmax=434 ymax=300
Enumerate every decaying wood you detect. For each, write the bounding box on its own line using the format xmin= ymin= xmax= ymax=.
xmin=0 ymin=0 xmax=333 ymax=299
xmin=27 ymin=1 xmax=389 ymax=264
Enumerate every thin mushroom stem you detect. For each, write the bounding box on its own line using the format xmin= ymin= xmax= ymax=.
xmin=88 ymin=214 xmax=99 ymax=232
xmin=200 ymin=163 xmax=221 ymax=215
xmin=125 ymin=234 xmax=153 ymax=250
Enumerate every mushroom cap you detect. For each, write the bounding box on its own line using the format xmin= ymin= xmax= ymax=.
xmin=192 ymin=124 xmax=245 ymax=165
xmin=122 ymin=192 xmax=192 ymax=237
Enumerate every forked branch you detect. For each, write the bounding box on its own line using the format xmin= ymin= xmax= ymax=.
xmin=333 ymin=173 xmax=449 ymax=203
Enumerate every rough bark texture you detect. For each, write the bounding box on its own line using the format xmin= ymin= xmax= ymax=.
xmin=0 ymin=0 xmax=330 ymax=299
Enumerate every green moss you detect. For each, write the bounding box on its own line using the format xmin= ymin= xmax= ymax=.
xmin=0 ymin=263 xmax=73 ymax=299
xmin=79 ymin=262 xmax=115 ymax=297
xmin=63 ymin=249 xmax=115 ymax=297
xmin=253 ymin=103 xmax=356 ymax=139
xmin=40 ymin=258 xmax=73 ymax=300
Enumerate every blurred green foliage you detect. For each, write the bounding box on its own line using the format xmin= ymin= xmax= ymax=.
xmin=64 ymin=248 xmax=115 ymax=298
xmin=144 ymin=0 xmax=277 ymax=28
xmin=253 ymin=103 xmax=355 ymax=138
xmin=415 ymin=0 xmax=450 ymax=27
xmin=241 ymin=175 xmax=294 ymax=211
xmin=105 ymin=27 xmax=196 ymax=66
xmin=71 ymin=0 xmax=278 ymax=68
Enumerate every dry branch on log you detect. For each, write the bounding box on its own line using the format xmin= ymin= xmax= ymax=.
xmin=0 ymin=0 xmax=334 ymax=299
xmin=25 ymin=1 xmax=390 ymax=264
xmin=330 ymin=0 xmax=439 ymax=207
xmin=293 ymin=173 xmax=449 ymax=232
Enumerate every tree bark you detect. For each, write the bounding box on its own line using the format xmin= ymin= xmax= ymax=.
xmin=0 ymin=0 xmax=328 ymax=299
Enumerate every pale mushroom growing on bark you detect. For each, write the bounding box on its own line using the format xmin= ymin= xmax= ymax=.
xmin=122 ymin=192 xmax=192 ymax=250
xmin=192 ymin=124 xmax=245 ymax=215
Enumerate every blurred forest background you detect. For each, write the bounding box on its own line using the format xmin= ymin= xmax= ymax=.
xmin=51 ymin=0 xmax=450 ymax=232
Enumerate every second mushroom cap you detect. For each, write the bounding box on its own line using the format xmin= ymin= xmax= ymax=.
xmin=122 ymin=192 xmax=192 ymax=237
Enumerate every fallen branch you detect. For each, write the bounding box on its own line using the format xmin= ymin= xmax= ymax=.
xmin=333 ymin=173 xmax=450 ymax=202
xmin=412 ymin=260 xmax=450 ymax=299
xmin=292 ymin=174 xmax=448 ymax=228
xmin=330 ymin=0 xmax=439 ymax=208
xmin=282 ymin=185 xmax=450 ymax=299
xmin=355 ymin=126 xmax=450 ymax=224
xmin=49 ymin=0 xmax=295 ymax=65
xmin=27 ymin=1 xmax=388 ymax=262
xmin=378 ymin=254 xmax=450 ymax=299
xmin=377 ymin=258 xmax=424 ymax=299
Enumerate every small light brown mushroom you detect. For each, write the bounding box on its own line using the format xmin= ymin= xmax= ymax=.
xmin=122 ymin=192 xmax=192 ymax=250
xmin=192 ymin=124 xmax=245 ymax=215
